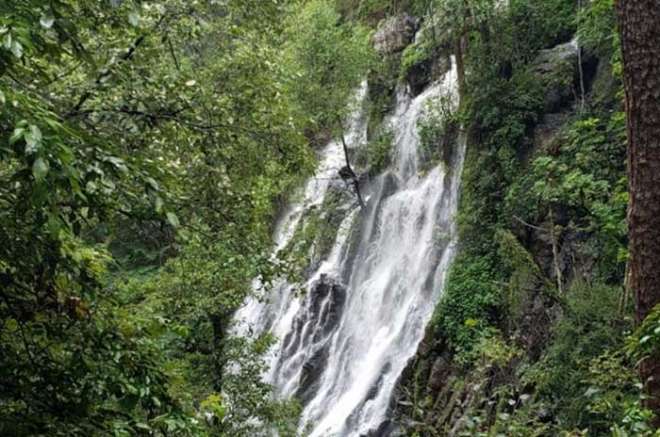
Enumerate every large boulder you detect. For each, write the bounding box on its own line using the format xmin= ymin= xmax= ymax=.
xmin=373 ymin=14 xmax=419 ymax=55
xmin=532 ymin=39 xmax=599 ymax=113
xmin=533 ymin=40 xmax=578 ymax=76
xmin=532 ymin=40 xmax=579 ymax=113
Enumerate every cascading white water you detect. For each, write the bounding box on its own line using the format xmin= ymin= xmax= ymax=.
xmin=234 ymin=60 xmax=465 ymax=436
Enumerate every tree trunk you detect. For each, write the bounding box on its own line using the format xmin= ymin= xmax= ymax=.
xmin=617 ymin=0 xmax=660 ymax=420
xmin=340 ymin=131 xmax=365 ymax=209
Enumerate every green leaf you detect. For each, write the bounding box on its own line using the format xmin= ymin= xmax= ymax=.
xmin=166 ymin=212 xmax=179 ymax=227
xmin=25 ymin=125 xmax=43 ymax=154
xmin=145 ymin=177 xmax=159 ymax=191
xmin=86 ymin=180 xmax=98 ymax=193
xmin=40 ymin=15 xmax=55 ymax=29
xmin=2 ymin=33 xmax=11 ymax=50
xmin=128 ymin=11 xmax=140 ymax=27
xmin=33 ymin=157 xmax=49 ymax=181
xmin=11 ymin=40 xmax=23 ymax=59
xmin=106 ymin=156 xmax=128 ymax=173
xmin=154 ymin=196 xmax=164 ymax=213
xmin=9 ymin=127 xmax=25 ymax=145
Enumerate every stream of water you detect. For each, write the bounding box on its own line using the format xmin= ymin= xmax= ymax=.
xmin=234 ymin=59 xmax=465 ymax=436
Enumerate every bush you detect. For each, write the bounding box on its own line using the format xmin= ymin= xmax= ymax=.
xmin=528 ymin=281 xmax=634 ymax=432
xmin=431 ymin=254 xmax=501 ymax=360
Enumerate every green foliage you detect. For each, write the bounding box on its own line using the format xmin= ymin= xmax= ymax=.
xmin=281 ymin=188 xmax=347 ymax=280
xmin=403 ymin=0 xmax=636 ymax=434
xmin=400 ymin=42 xmax=431 ymax=78
xmin=507 ymin=113 xmax=628 ymax=282
xmin=457 ymin=282 xmax=638 ymax=437
xmin=284 ymin=0 xmax=374 ymax=134
xmin=610 ymin=403 xmax=658 ymax=437
xmin=418 ymin=90 xmax=458 ymax=170
xmin=496 ymin=229 xmax=552 ymax=328
xmin=627 ymin=303 xmax=660 ymax=368
xmin=578 ymin=0 xmax=618 ymax=58
xmin=0 ymin=2 xmax=199 ymax=433
xmin=358 ymin=129 xmax=394 ymax=174
xmin=398 ymin=16 xmax=451 ymax=80
xmin=0 ymin=0 xmax=364 ymax=434
xmin=366 ymin=54 xmax=400 ymax=136
xmin=431 ymin=254 xmax=501 ymax=360
xmin=335 ymin=0 xmax=432 ymax=23
xmin=526 ymin=281 xmax=634 ymax=432
xmin=506 ymin=0 xmax=576 ymax=55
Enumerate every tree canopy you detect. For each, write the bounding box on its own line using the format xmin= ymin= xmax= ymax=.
xmin=0 ymin=0 xmax=372 ymax=434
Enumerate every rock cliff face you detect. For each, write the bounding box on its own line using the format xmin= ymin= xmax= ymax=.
xmin=383 ymin=20 xmax=622 ymax=434
xmin=373 ymin=14 xmax=419 ymax=54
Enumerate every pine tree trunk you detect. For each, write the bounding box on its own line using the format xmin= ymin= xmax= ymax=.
xmin=617 ymin=0 xmax=660 ymax=420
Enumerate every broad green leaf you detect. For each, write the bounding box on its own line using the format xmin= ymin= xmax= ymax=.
xmin=145 ymin=177 xmax=159 ymax=191
xmin=40 ymin=15 xmax=55 ymax=29
xmin=154 ymin=196 xmax=164 ymax=213
xmin=106 ymin=156 xmax=128 ymax=173
xmin=2 ymin=33 xmax=11 ymax=50
xmin=33 ymin=157 xmax=49 ymax=181
xmin=10 ymin=127 xmax=25 ymax=145
xmin=11 ymin=40 xmax=23 ymax=58
xmin=25 ymin=125 xmax=43 ymax=153
xmin=166 ymin=212 xmax=179 ymax=227
xmin=129 ymin=11 xmax=140 ymax=27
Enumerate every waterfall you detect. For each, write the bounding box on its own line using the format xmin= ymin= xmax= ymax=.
xmin=234 ymin=59 xmax=465 ymax=436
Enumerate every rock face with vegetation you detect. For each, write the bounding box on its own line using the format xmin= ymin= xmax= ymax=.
xmin=379 ymin=0 xmax=653 ymax=435
xmin=373 ymin=14 xmax=419 ymax=54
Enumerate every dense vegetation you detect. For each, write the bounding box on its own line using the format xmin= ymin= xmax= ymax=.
xmin=389 ymin=0 xmax=660 ymax=435
xmin=0 ymin=1 xmax=372 ymax=435
xmin=2 ymin=0 xmax=659 ymax=436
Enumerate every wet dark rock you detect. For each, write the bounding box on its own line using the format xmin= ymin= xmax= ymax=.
xmin=515 ymin=289 xmax=560 ymax=360
xmin=428 ymin=354 xmax=452 ymax=392
xmin=533 ymin=40 xmax=578 ymax=75
xmin=346 ymin=362 xmax=394 ymax=434
xmin=292 ymin=276 xmax=348 ymax=405
xmin=314 ymin=275 xmax=347 ymax=338
xmin=406 ymin=52 xmax=451 ymax=97
xmin=529 ymin=112 xmax=572 ymax=164
xmin=296 ymin=345 xmax=330 ymax=404
xmin=280 ymin=320 xmax=299 ymax=356
xmin=440 ymin=122 xmax=460 ymax=168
